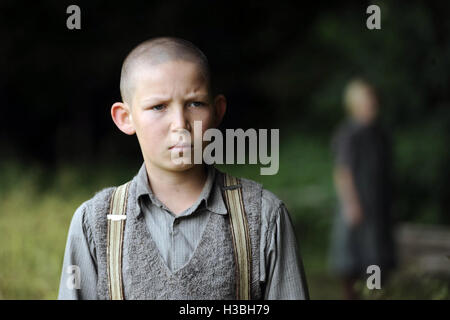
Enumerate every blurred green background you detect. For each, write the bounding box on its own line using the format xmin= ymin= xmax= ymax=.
xmin=1 ymin=1 xmax=449 ymax=299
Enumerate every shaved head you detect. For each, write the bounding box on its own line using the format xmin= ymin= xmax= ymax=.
xmin=120 ymin=37 xmax=211 ymax=105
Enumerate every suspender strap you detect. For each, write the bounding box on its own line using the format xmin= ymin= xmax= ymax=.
xmin=222 ymin=173 xmax=252 ymax=300
xmin=107 ymin=181 xmax=131 ymax=300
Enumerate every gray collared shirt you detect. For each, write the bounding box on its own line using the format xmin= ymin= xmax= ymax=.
xmin=58 ymin=164 xmax=309 ymax=300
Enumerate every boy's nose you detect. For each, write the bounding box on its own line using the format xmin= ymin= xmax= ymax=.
xmin=170 ymin=106 xmax=191 ymax=132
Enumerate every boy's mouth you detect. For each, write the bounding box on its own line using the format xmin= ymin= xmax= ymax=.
xmin=169 ymin=143 xmax=192 ymax=150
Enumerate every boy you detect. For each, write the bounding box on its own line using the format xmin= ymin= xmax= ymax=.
xmin=58 ymin=37 xmax=309 ymax=300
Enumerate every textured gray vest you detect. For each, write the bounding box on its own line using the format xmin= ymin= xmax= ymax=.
xmin=84 ymin=168 xmax=263 ymax=300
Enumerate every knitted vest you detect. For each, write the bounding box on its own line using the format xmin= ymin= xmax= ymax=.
xmin=84 ymin=169 xmax=263 ymax=300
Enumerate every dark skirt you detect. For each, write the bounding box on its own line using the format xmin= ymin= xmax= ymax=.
xmin=328 ymin=120 xmax=397 ymax=278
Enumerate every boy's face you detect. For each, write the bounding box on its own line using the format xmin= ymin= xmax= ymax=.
xmin=126 ymin=60 xmax=223 ymax=172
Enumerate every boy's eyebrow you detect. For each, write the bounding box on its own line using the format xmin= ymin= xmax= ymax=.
xmin=139 ymin=95 xmax=171 ymax=106
xmin=185 ymin=92 xmax=209 ymax=99
xmin=140 ymin=92 xmax=210 ymax=106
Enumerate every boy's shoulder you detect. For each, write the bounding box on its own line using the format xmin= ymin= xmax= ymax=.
xmin=226 ymin=171 xmax=283 ymax=205
xmin=66 ymin=186 xmax=117 ymax=246
xmin=88 ymin=185 xmax=117 ymax=208
xmin=237 ymin=174 xmax=288 ymax=237
xmin=216 ymin=168 xmax=284 ymax=208
xmin=73 ymin=186 xmax=117 ymax=227
xmin=260 ymin=188 xmax=285 ymax=227
xmin=260 ymin=188 xmax=283 ymax=210
xmin=225 ymin=171 xmax=285 ymax=224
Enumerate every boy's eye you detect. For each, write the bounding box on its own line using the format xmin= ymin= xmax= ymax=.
xmin=151 ymin=104 xmax=165 ymax=111
xmin=189 ymin=101 xmax=206 ymax=108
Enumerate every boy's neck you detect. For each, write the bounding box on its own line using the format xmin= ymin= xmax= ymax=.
xmin=143 ymin=162 xmax=208 ymax=215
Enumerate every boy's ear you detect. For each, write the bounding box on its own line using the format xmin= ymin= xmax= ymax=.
xmin=111 ymin=102 xmax=136 ymax=135
xmin=213 ymin=94 xmax=227 ymax=127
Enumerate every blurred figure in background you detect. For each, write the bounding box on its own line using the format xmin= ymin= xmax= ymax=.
xmin=329 ymin=78 xmax=396 ymax=299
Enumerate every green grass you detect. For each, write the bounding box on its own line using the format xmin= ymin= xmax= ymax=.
xmin=0 ymin=133 xmax=448 ymax=299
xmin=0 ymin=166 xmax=80 ymax=299
xmin=0 ymin=161 xmax=134 ymax=299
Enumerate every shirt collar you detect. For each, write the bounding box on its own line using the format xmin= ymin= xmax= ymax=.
xmin=134 ymin=163 xmax=228 ymax=216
